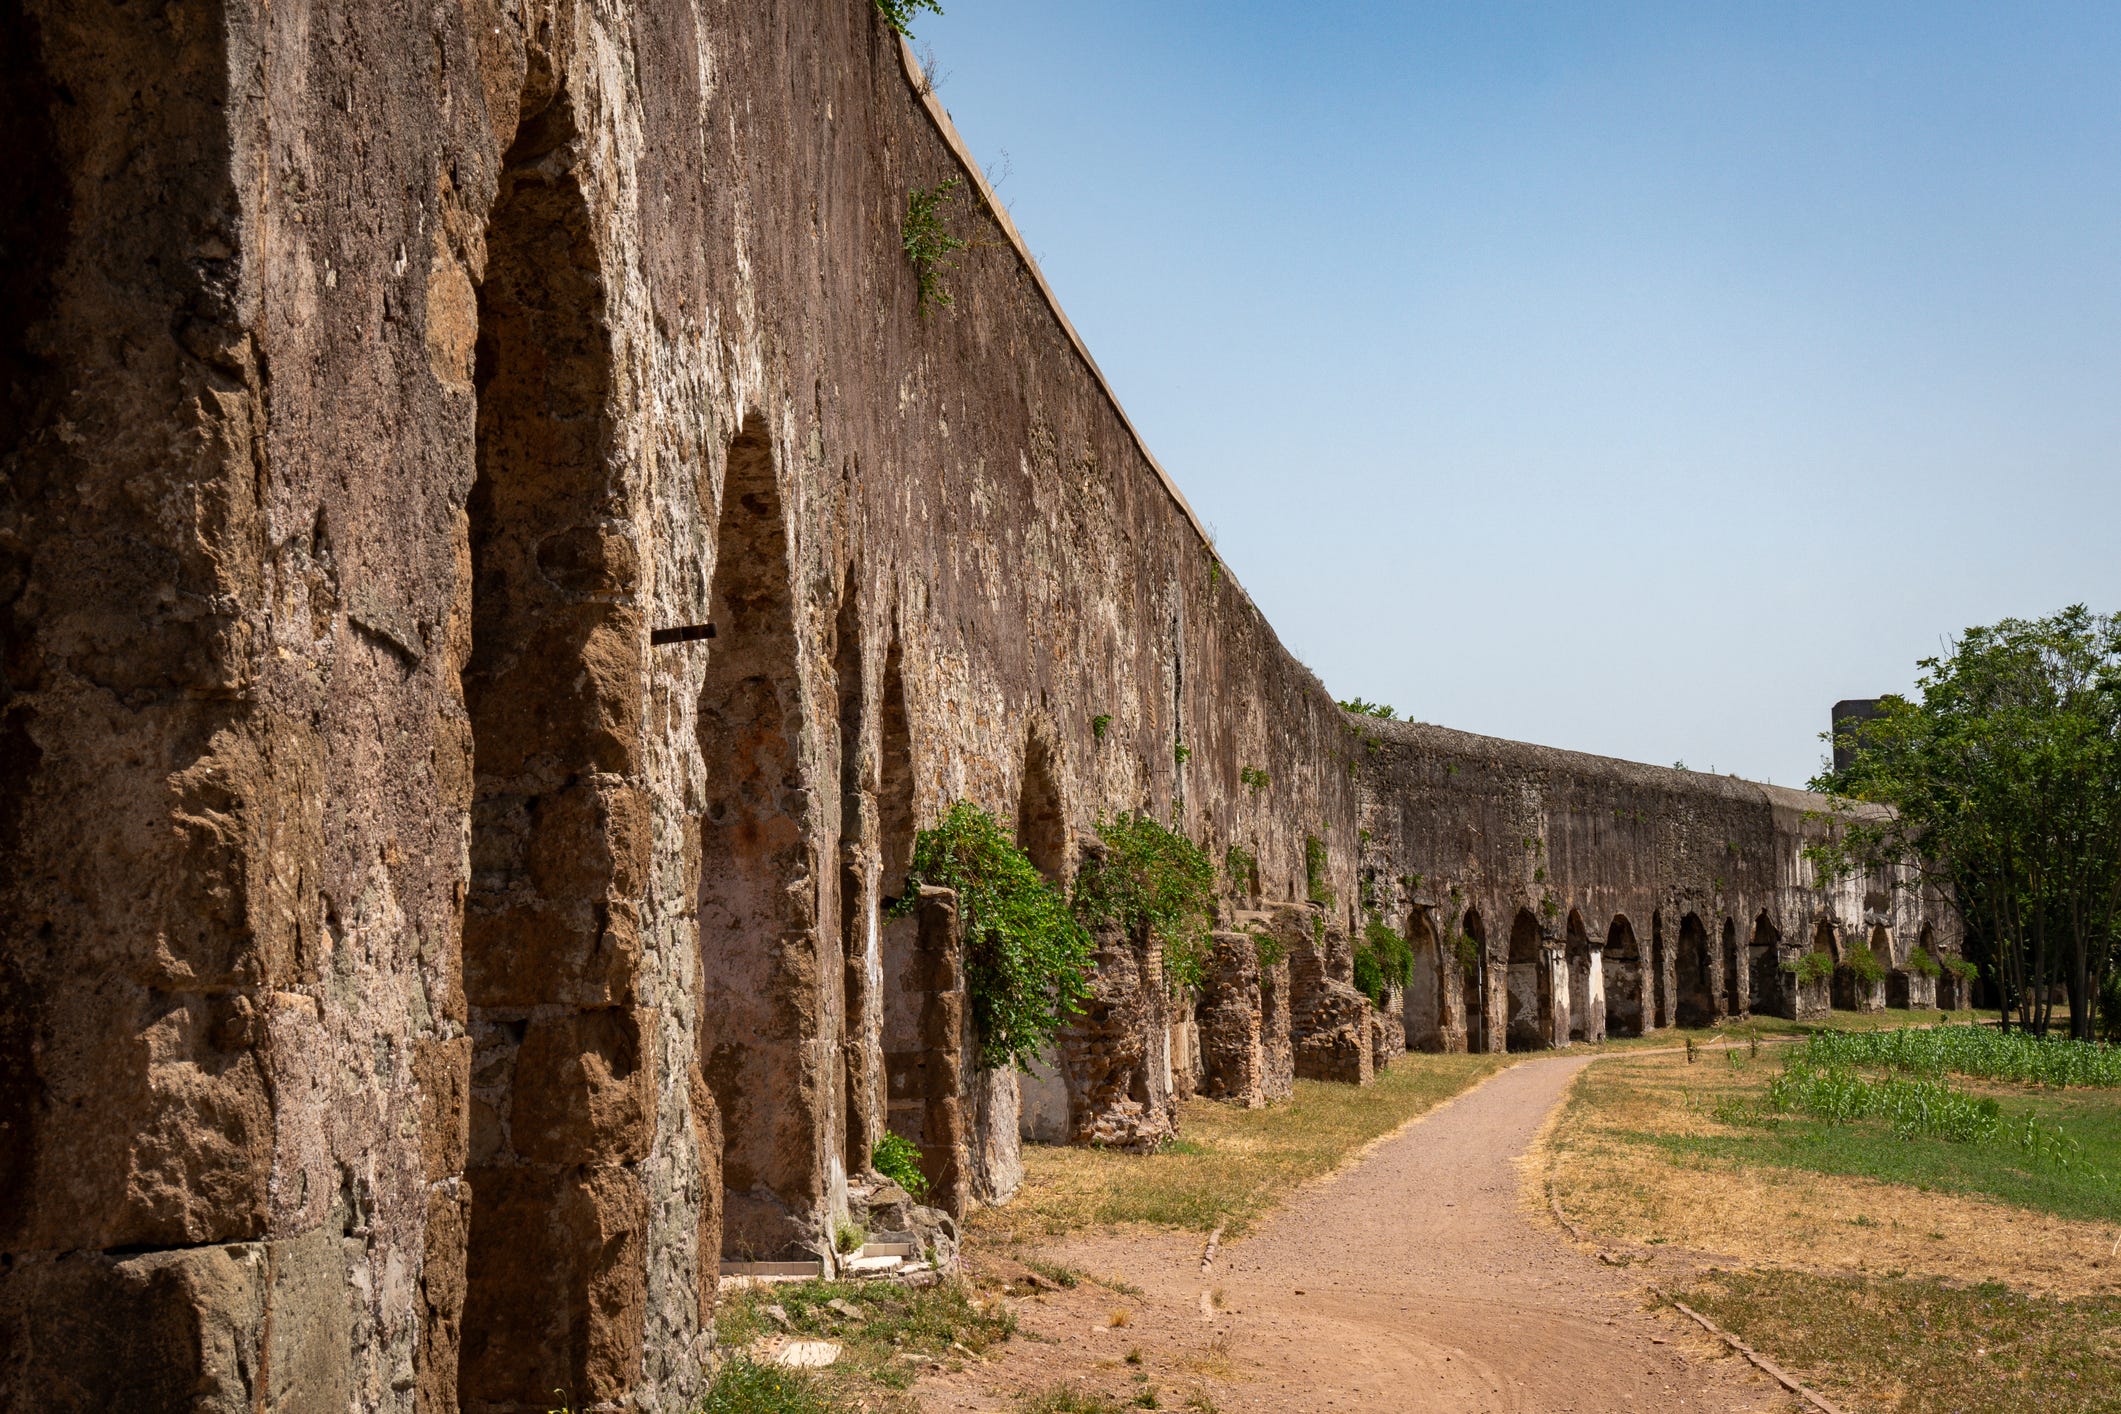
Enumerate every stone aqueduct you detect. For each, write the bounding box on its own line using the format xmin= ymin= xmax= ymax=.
xmin=0 ymin=1 xmax=1960 ymax=1409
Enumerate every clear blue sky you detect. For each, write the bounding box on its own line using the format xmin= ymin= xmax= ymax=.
xmin=912 ymin=1 xmax=2121 ymax=787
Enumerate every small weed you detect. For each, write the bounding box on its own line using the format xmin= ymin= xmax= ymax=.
xmin=1131 ymin=1390 xmax=1160 ymax=1409
xmin=1209 ymin=1287 xmax=1226 ymax=1310
xmin=1107 ymin=1308 xmax=1132 ymax=1328
xmin=1022 ymin=1257 xmax=1082 ymax=1289
xmin=1173 ymin=742 xmax=1191 ymax=766
xmin=833 ymin=1217 xmax=867 ymax=1255
xmin=1124 ymin=1346 xmax=1143 ymax=1365
xmin=1092 ymin=714 xmax=1112 ymax=741
xmin=1239 ymin=765 xmax=1270 ymax=793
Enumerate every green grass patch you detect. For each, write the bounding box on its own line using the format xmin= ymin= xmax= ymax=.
xmin=982 ymin=1053 xmax=1510 ymax=1240
xmin=1655 ymin=1077 xmax=2121 ymax=1223
xmin=1798 ymin=1023 xmax=2121 ymax=1088
xmin=1679 ymin=1268 xmax=2121 ymax=1414
xmin=700 ymin=1355 xmax=847 ymax=1414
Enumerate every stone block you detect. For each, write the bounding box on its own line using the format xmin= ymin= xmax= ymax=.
xmin=460 ymin=1163 xmax=647 ymax=1407
xmin=511 ymin=1008 xmax=654 ymax=1166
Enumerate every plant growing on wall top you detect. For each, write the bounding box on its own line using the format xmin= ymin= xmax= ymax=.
xmin=875 ymin=0 xmax=943 ymax=38
xmin=1840 ymin=939 xmax=1889 ymax=987
xmin=1073 ymin=812 xmax=1217 ymax=994
xmin=1782 ymin=950 xmax=1834 ymax=985
xmin=1338 ymin=698 xmax=1398 ymax=720
xmin=1907 ymin=947 xmax=1943 ymax=979
xmin=902 ymin=177 xmax=969 ymax=313
xmin=1303 ymin=834 xmax=1334 ymax=908
xmin=891 ymin=800 xmax=1092 ymax=1070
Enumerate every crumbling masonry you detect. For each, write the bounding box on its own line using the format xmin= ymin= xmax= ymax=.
xmin=0 ymin=2 xmax=1961 ymax=1409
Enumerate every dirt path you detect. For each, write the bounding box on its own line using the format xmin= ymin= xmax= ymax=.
xmin=920 ymin=1055 xmax=1796 ymax=1413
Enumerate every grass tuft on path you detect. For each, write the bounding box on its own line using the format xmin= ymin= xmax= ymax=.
xmin=978 ymin=1053 xmax=1511 ymax=1241
xmin=1679 ymin=1268 xmax=2121 ymax=1414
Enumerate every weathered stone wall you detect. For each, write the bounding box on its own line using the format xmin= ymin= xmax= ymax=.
xmin=0 ymin=1 xmax=1959 ymax=1407
xmin=1355 ymin=722 xmax=1961 ymax=1052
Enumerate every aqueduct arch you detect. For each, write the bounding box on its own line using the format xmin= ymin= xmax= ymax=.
xmin=1604 ymin=915 xmax=1646 ymax=1036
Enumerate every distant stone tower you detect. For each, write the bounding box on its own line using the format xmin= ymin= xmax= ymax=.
xmin=1831 ymin=698 xmax=1884 ymax=772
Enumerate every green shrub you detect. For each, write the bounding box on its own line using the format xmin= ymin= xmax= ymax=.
xmin=1074 ymin=813 xmax=1217 ymax=993
xmin=1840 ymin=940 xmax=1888 ymax=986
xmin=1782 ymin=950 xmax=1834 ymax=985
xmin=1222 ymin=844 xmax=1257 ymax=895
xmin=873 ymin=1131 xmax=928 ymax=1199
xmin=1336 ymin=698 xmax=1398 ymax=720
xmin=1238 ymin=765 xmax=1270 ymax=793
xmin=1906 ymin=947 xmax=1942 ymax=979
xmin=892 ymin=801 xmax=1093 ymax=1070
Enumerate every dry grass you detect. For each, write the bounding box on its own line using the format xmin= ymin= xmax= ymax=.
xmin=1541 ymin=1050 xmax=2121 ymax=1297
xmin=976 ymin=1052 xmax=1511 ymax=1242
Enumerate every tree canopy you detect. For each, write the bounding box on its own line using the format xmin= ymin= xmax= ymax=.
xmin=1809 ymin=606 xmax=2121 ymax=1040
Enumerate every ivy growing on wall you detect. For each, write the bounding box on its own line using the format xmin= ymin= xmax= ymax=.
xmin=1223 ymin=843 xmax=1257 ymax=895
xmin=1073 ymin=812 xmax=1217 ymax=994
xmin=1352 ymin=916 xmax=1415 ymax=1008
xmin=891 ymin=800 xmax=1092 ymax=1071
xmin=901 ymin=177 xmax=968 ymax=313
xmin=1906 ymin=947 xmax=1943 ymax=979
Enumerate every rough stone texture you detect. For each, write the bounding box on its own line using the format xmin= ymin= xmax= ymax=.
xmin=1355 ymin=722 xmax=1961 ymax=1053
xmin=1058 ymin=922 xmax=1176 ymax=1150
xmin=0 ymin=2 xmax=1956 ymax=1405
xmin=1196 ymin=931 xmax=1266 ymax=1107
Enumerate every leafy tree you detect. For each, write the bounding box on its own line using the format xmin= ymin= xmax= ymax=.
xmin=1810 ymin=607 xmax=2121 ymax=1039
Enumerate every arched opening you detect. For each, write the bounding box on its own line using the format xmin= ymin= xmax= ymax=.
xmin=1566 ymin=909 xmax=1596 ymax=1042
xmin=1722 ymin=917 xmax=1744 ymax=1017
xmin=1817 ymin=918 xmax=1841 ymax=963
xmin=1675 ymin=913 xmax=1714 ymax=1027
xmin=833 ymin=575 xmax=876 ymax=1178
xmin=1015 ymin=734 xmax=1067 ymax=884
xmin=1869 ymin=923 xmax=1895 ymax=966
xmin=1649 ymin=912 xmax=1669 ymax=1028
xmin=1460 ymin=910 xmax=1487 ymax=1052
xmin=1403 ymin=908 xmax=1444 ymax=1052
xmin=1604 ymin=916 xmax=1644 ymax=1036
xmin=1014 ymin=733 xmax=1075 ymax=1144
xmin=876 ymin=637 xmax=953 ymax=1197
xmin=459 ymin=90 xmax=649 ymax=1406
xmin=697 ymin=415 xmax=815 ymax=1261
xmin=1506 ymin=908 xmax=1549 ymax=1051
xmin=1748 ymin=912 xmax=1782 ymax=1014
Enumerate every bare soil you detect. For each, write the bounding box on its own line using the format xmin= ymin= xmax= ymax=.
xmin=917 ymin=1056 xmax=1797 ymax=1413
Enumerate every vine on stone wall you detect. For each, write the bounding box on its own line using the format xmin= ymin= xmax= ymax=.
xmin=892 ymin=800 xmax=1092 ymax=1070
xmin=1353 ymin=916 xmax=1414 ymax=1008
xmin=1074 ymin=812 xmax=1217 ymax=994
xmin=1304 ymin=833 xmax=1334 ymax=908
xmin=901 ymin=177 xmax=968 ymax=313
